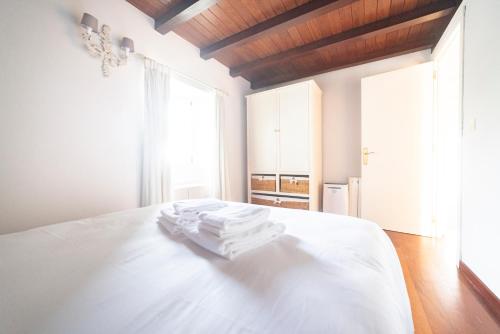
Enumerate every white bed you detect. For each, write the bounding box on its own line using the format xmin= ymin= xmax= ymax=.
xmin=0 ymin=203 xmax=413 ymax=334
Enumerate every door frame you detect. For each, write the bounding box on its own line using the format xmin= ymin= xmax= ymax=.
xmin=431 ymin=3 xmax=466 ymax=266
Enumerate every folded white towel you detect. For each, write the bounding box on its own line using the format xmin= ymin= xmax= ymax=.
xmin=198 ymin=221 xmax=275 ymax=244
xmin=173 ymin=199 xmax=226 ymax=215
xmin=198 ymin=205 xmax=270 ymax=231
xmin=199 ymin=219 xmax=264 ymax=238
xmin=160 ymin=209 xmax=198 ymax=223
xmin=158 ymin=208 xmax=200 ymax=235
xmin=157 ymin=217 xmax=183 ymax=235
xmin=182 ymin=222 xmax=285 ymax=260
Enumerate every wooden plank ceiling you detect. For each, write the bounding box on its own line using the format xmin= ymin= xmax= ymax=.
xmin=127 ymin=0 xmax=458 ymax=89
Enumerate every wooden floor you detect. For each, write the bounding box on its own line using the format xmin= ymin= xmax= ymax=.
xmin=386 ymin=231 xmax=499 ymax=334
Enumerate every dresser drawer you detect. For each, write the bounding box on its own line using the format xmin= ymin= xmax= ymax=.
xmin=280 ymin=175 xmax=309 ymax=195
xmin=251 ymin=174 xmax=276 ymax=192
xmin=251 ymin=194 xmax=280 ymax=207
xmin=281 ymin=197 xmax=309 ymax=210
xmin=251 ymin=194 xmax=309 ymax=210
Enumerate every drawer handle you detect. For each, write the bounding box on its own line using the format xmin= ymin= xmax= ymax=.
xmin=289 ymin=177 xmax=297 ymax=185
xmin=273 ymin=198 xmax=281 ymax=206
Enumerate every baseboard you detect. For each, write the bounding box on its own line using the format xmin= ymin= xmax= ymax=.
xmin=459 ymin=261 xmax=500 ymax=322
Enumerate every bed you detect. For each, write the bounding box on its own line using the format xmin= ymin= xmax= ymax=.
xmin=0 ymin=203 xmax=413 ymax=334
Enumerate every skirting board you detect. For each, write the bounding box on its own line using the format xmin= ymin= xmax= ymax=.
xmin=459 ymin=261 xmax=500 ymax=323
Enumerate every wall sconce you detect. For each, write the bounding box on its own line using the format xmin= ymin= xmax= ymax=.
xmin=80 ymin=13 xmax=134 ymax=77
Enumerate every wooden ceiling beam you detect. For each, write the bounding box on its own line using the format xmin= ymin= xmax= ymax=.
xmin=155 ymin=0 xmax=218 ymax=34
xmin=232 ymin=0 xmax=456 ymax=77
xmin=200 ymin=0 xmax=356 ymax=59
xmin=251 ymin=37 xmax=438 ymax=89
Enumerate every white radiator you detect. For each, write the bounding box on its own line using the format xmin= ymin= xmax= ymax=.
xmin=172 ymin=185 xmax=209 ymax=201
xmin=348 ymin=177 xmax=360 ymax=217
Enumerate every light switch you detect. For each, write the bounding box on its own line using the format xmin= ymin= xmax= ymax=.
xmin=464 ymin=117 xmax=477 ymax=134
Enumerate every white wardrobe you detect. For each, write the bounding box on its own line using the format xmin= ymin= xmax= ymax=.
xmin=246 ymin=80 xmax=322 ymax=211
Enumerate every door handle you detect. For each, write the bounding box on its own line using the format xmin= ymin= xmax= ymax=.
xmin=362 ymin=147 xmax=375 ymax=166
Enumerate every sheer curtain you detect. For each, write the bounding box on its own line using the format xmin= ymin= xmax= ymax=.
xmin=210 ymin=92 xmax=232 ymax=200
xmin=140 ymin=58 xmax=172 ymax=206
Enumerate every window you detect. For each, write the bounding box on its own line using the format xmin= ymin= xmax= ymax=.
xmin=168 ymin=75 xmax=216 ymax=192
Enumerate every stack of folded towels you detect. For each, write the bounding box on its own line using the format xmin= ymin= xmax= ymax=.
xmin=157 ymin=199 xmax=285 ymax=260
xmin=157 ymin=199 xmax=227 ymax=235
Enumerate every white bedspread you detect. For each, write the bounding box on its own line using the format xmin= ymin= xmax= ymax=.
xmin=0 ymin=203 xmax=413 ymax=334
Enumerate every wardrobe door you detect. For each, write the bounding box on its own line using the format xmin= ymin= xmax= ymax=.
xmin=278 ymin=84 xmax=310 ymax=173
xmin=247 ymin=91 xmax=278 ymax=173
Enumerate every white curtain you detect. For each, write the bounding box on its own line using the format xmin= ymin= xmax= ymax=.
xmin=140 ymin=59 xmax=172 ymax=206
xmin=209 ymin=92 xmax=232 ymax=200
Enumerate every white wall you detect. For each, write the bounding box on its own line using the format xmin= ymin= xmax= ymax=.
xmin=460 ymin=0 xmax=500 ymax=297
xmin=0 ymin=0 xmax=249 ymax=234
xmin=258 ymin=51 xmax=431 ymax=184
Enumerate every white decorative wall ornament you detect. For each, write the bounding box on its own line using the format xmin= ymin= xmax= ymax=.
xmin=80 ymin=13 xmax=134 ymax=77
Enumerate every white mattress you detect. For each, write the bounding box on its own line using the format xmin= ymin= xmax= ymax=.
xmin=0 ymin=203 xmax=413 ymax=334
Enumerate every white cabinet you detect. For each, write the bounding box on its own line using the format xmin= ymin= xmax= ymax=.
xmin=278 ymin=83 xmax=310 ymax=173
xmin=247 ymin=91 xmax=278 ymax=173
xmin=246 ymin=80 xmax=322 ymax=211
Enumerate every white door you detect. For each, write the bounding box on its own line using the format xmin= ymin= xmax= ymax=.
xmin=361 ymin=63 xmax=434 ymax=236
xmin=247 ymin=91 xmax=278 ymax=173
xmin=278 ymin=83 xmax=310 ymax=173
